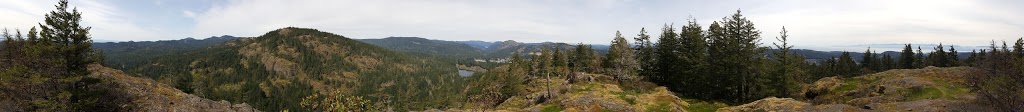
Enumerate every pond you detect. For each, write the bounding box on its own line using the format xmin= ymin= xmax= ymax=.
xmin=458 ymin=70 xmax=475 ymax=77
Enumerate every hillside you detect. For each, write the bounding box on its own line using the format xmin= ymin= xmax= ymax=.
xmin=430 ymin=67 xmax=694 ymax=112
xmin=719 ymin=67 xmax=996 ymax=111
xmin=92 ymin=35 xmax=238 ymax=77
xmin=357 ymin=37 xmax=483 ymax=59
xmin=482 ymin=40 xmax=577 ymax=58
xmin=86 ymin=64 xmax=259 ymax=111
xmin=124 ymin=27 xmax=465 ymax=111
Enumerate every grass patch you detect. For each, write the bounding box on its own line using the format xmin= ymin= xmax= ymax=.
xmin=907 ymin=87 xmax=943 ymax=100
xmin=683 ymin=99 xmax=729 ymax=112
xmin=645 ymin=102 xmax=672 ymax=112
xmin=611 ymin=91 xmax=639 ymax=105
xmin=835 ymin=78 xmax=876 ymax=92
xmin=574 ymin=83 xmax=598 ymax=92
xmin=541 ymin=104 xmax=563 ymax=112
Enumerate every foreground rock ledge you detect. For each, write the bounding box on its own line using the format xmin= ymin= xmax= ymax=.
xmin=88 ymin=64 xmax=260 ymax=112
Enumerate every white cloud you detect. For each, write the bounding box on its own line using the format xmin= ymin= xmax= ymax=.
xmin=0 ymin=1 xmax=164 ymax=41
xmin=190 ymin=0 xmax=629 ymax=43
xmin=190 ymin=0 xmax=1024 ymax=50
xmin=747 ymin=0 xmax=1024 ymax=51
xmin=183 ymin=10 xmax=196 ymax=18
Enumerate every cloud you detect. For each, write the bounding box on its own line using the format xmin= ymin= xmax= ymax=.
xmin=189 ymin=0 xmax=1024 ymax=50
xmin=183 ymin=10 xmax=195 ymax=18
xmin=190 ymin=0 xmax=637 ymax=43
xmin=741 ymin=0 xmax=1024 ymax=50
xmin=0 ymin=1 xmax=163 ymax=41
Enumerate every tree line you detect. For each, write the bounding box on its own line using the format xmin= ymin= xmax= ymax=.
xmin=509 ymin=10 xmax=1024 ymax=106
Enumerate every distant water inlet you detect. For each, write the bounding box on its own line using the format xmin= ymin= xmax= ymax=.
xmin=458 ymin=70 xmax=475 ymax=77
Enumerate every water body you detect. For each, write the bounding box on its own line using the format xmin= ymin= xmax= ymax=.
xmin=458 ymin=70 xmax=475 ymax=77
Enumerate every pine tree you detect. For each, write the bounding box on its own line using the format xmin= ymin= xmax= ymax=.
xmin=677 ymin=18 xmax=709 ymax=97
xmin=1014 ymin=37 xmax=1023 ymax=58
xmin=571 ymin=43 xmax=599 ymax=73
xmin=717 ymin=10 xmax=765 ymax=102
xmin=899 ymin=44 xmax=915 ymax=69
xmin=705 ymin=21 xmax=728 ymax=100
xmin=553 ymin=49 xmax=569 ymax=76
xmin=770 ymin=26 xmax=804 ymax=98
xmin=634 ymin=28 xmax=657 ymax=81
xmin=606 ymin=31 xmax=639 ymax=81
xmin=880 ymin=54 xmax=895 ymax=71
xmin=861 ymin=48 xmax=876 ymax=72
xmin=947 ymin=45 xmax=958 ymax=66
xmin=915 ymin=46 xmax=925 ymax=68
xmin=836 ymin=52 xmax=858 ymax=77
xmin=39 ymin=0 xmax=94 ymax=76
xmin=966 ymin=50 xmax=978 ymax=66
xmin=654 ymin=24 xmax=681 ymax=86
xmin=928 ymin=44 xmax=948 ymax=67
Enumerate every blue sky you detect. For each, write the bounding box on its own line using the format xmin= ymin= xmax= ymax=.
xmin=1 ymin=0 xmax=1023 ymax=51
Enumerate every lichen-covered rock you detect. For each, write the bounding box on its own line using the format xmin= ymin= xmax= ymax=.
xmin=487 ymin=74 xmax=688 ymax=112
xmin=717 ymin=97 xmax=865 ymax=112
xmin=717 ymin=97 xmax=812 ymax=112
xmin=803 ymin=76 xmax=842 ymax=99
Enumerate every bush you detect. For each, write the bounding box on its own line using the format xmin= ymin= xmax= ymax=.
xmin=971 ymin=50 xmax=1024 ymax=111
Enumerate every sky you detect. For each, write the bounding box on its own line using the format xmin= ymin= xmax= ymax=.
xmin=1 ymin=0 xmax=1023 ymax=51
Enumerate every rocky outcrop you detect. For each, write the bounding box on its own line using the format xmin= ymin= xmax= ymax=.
xmin=88 ymin=64 xmax=259 ymax=112
xmin=461 ymin=73 xmax=689 ymax=112
xmin=802 ymin=76 xmax=841 ymax=100
xmin=723 ymin=67 xmax=996 ymax=112
xmin=717 ymin=97 xmax=865 ymax=112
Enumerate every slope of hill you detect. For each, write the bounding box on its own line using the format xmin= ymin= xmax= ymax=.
xmin=481 ymin=40 xmax=577 ymax=58
xmin=719 ymin=67 xmax=996 ymax=111
xmin=357 ymin=37 xmax=483 ymax=59
xmin=86 ymin=64 xmax=259 ymax=111
xmin=432 ymin=70 xmax=692 ymax=111
xmin=456 ymin=40 xmax=499 ymax=50
xmin=125 ymin=27 xmax=464 ymax=111
xmin=92 ymin=35 xmax=238 ymax=75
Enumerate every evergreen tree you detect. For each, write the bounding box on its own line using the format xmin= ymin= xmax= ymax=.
xmin=39 ymin=0 xmax=94 ymax=76
xmin=571 ymin=43 xmax=599 ymax=73
xmin=966 ymin=50 xmax=978 ymax=66
xmin=880 ymin=54 xmax=895 ymax=71
xmin=928 ymin=44 xmax=948 ymax=67
xmin=654 ymin=24 xmax=681 ymax=86
xmin=606 ymin=31 xmax=639 ymax=81
xmin=1014 ymin=37 xmax=1023 ymax=58
xmin=553 ymin=49 xmax=569 ymax=76
xmin=978 ymin=49 xmax=987 ymax=65
xmin=915 ymin=46 xmax=925 ymax=68
xmin=899 ymin=44 xmax=915 ymax=69
xmin=769 ymin=26 xmax=804 ymax=98
xmin=705 ymin=21 xmax=728 ymax=100
xmin=836 ymin=52 xmax=858 ymax=77
xmin=634 ymin=28 xmax=657 ymax=81
xmin=677 ymin=18 xmax=710 ymax=97
xmin=714 ymin=10 xmax=765 ymax=103
xmin=947 ymin=45 xmax=958 ymax=66
xmin=861 ymin=48 xmax=876 ymax=72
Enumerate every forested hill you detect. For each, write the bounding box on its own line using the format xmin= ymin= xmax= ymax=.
xmin=121 ymin=27 xmax=464 ymax=111
xmin=92 ymin=35 xmax=238 ymax=71
xmin=357 ymin=37 xmax=582 ymax=61
xmin=357 ymin=37 xmax=483 ymax=58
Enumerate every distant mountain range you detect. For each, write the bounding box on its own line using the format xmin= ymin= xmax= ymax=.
xmin=94 ymin=35 xmax=977 ymax=66
xmin=358 ymin=37 xmax=581 ymax=59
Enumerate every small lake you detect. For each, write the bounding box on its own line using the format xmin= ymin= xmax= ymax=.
xmin=458 ymin=70 xmax=475 ymax=77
